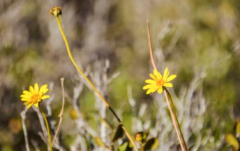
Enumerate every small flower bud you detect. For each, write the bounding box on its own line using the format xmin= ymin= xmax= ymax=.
xmin=69 ymin=108 xmax=78 ymax=119
xmin=49 ymin=6 xmax=62 ymax=17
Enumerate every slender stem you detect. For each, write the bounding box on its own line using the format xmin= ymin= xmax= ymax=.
xmin=147 ymin=20 xmax=187 ymax=151
xmin=140 ymin=142 xmax=144 ymax=151
xmin=56 ymin=17 xmax=109 ymax=108
xmin=163 ymin=89 xmax=188 ymax=151
xmin=40 ymin=107 xmax=53 ymax=151
xmin=21 ymin=108 xmax=30 ymax=151
xmin=146 ymin=20 xmax=157 ymax=70
xmin=55 ymin=16 xmax=139 ymax=151
xmin=52 ymin=78 xmax=65 ymax=145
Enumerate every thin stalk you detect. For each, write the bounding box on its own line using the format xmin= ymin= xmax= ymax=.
xmin=163 ymin=89 xmax=187 ymax=151
xmin=39 ymin=107 xmax=52 ymax=151
xmin=146 ymin=20 xmax=157 ymax=70
xmin=55 ymin=16 xmax=139 ymax=151
xmin=52 ymin=78 xmax=65 ymax=145
xmin=140 ymin=142 xmax=144 ymax=151
xmin=147 ymin=20 xmax=188 ymax=151
xmin=21 ymin=108 xmax=30 ymax=151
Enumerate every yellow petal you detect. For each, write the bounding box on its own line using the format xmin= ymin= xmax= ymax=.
xmin=29 ymin=86 xmax=35 ymax=94
xmin=151 ymin=87 xmax=159 ymax=93
xmin=143 ymin=85 xmax=153 ymax=90
xmin=42 ymin=95 xmax=50 ymax=99
xmin=146 ymin=89 xmax=152 ymax=94
xmin=150 ymin=74 xmax=157 ymax=81
xmin=34 ymin=103 xmax=39 ymax=108
xmin=23 ymin=90 xmax=31 ymax=95
xmin=154 ymin=70 xmax=162 ymax=79
xmin=27 ymin=103 xmax=33 ymax=109
xmin=24 ymin=102 xmax=30 ymax=105
xmin=34 ymin=83 xmax=39 ymax=93
xmin=40 ymin=85 xmax=48 ymax=95
xmin=166 ymin=75 xmax=177 ymax=82
xmin=20 ymin=97 xmax=30 ymax=100
xmin=163 ymin=68 xmax=169 ymax=81
xmin=21 ymin=99 xmax=30 ymax=102
xmin=41 ymin=88 xmax=48 ymax=95
xmin=20 ymin=94 xmax=29 ymax=98
xmin=145 ymin=79 xmax=155 ymax=84
xmin=157 ymin=87 xmax=163 ymax=93
xmin=146 ymin=86 xmax=158 ymax=94
xmin=164 ymin=83 xmax=173 ymax=87
xmin=21 ymin=98 xmax=30 ymax=101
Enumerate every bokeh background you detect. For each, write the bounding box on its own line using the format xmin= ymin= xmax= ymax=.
xmin=1 ymin=0 xmax=240 ymax=150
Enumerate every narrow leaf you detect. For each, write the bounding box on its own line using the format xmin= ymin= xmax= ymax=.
xmin=143 ymin=138 xmax=159 ymax=151
xmin=119 ymin=142 xmax=129 ymax=151
xmin=111 ymin=124 xmax=124 ymax=142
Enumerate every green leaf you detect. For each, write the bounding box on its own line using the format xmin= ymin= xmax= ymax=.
xmin=119 ymin=142 xmax=129 ymax=151
xmin=111 ymin=124 xmax=124 ymax=142
xmin=119 ymin=140 xmax=133 ymax=151
xmin=225 ymin=133 xmax=239 ymax=150
xmin=143 ymin=138 xmax=159 ymax=151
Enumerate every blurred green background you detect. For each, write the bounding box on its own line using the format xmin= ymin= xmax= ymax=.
xmin=1 ymin=0 xmax=240 ymax=150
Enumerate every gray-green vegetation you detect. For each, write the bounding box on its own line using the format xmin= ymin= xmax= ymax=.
xmin=0 ymin=0 xmax=240 ymax=150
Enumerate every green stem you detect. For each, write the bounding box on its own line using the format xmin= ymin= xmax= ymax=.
xmin=140 ymin=142 xmax=144 ymax=151
xmin=146 ymin=20 xmax=187 ymax=151
xmin=40 ymin=107 xmax=53 ymax=151
xmin=163 ymin=88 xmax=188 ymax=151
xmin=54 ymin=16 xmax=139 ymax=151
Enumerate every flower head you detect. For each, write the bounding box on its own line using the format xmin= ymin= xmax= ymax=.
xmin=143 ymin=68 xmax=177 ymax=94
xmin=20 ymin=83 xmax=50 ymax=109
xmin=49 ymin=6 xmax=62 ymax=17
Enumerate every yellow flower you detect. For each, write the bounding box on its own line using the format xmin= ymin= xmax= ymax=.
xmin=20 ymin=83 xmax=50 ymax=109
xmin=143 ymin=68 xmax=177 ymax=94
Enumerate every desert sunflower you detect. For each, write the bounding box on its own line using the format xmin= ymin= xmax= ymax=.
xmin=143 ymin=68 xmax=177 ymax=94
xmin=20 ymin=83 xmax=50 ymax=109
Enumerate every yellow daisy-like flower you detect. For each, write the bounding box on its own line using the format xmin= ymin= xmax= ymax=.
xmin=143 ymin=68 xmax=177 ymax=94
xmin=20 ymin=83 xmax=50 ymax=109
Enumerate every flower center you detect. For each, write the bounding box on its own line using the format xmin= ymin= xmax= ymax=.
xmin=156 ymin=79 xmax=165 ymax=86
xmin=31 ymin=94 xmax=40 ymax=102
